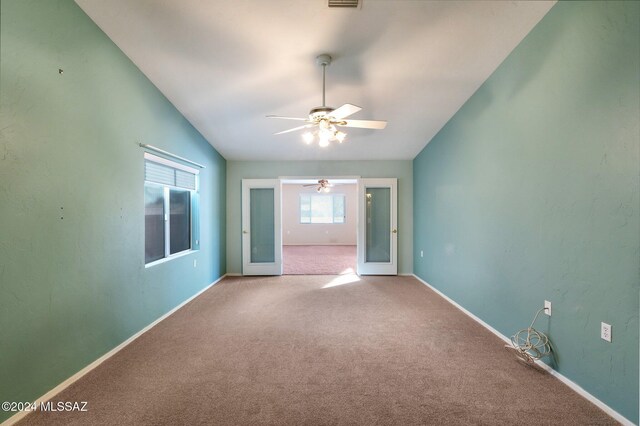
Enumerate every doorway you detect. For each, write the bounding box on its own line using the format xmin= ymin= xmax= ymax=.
xmin=281 ymin=178 xmax=357 ymax=275
xmin=241 ymin=177 xmax=397 ymax=276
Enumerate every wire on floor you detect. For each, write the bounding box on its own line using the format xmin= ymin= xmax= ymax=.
xmin=505 ymin=307 xmax=552 ymax=364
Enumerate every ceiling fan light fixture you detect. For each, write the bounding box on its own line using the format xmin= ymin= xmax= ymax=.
xmin=320 ymin=126 xmax=333 ymax=139
xmin=335 ymin=131 xmax=346 ymax=143
xmin=302 ymin=132 xmax=314 ymax=144
xmin=319 ymin=119 xmax=330 ymax=130
xmin=318 ymin=134 xmax=330 ymax=148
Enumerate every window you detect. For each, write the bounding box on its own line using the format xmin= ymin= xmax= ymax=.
xmin=300 ymin=194 xmax=345 ymax=224
xmin=144 ymin=153 xmax=199 ymax=265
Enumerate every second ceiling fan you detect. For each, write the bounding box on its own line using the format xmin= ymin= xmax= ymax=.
xmin=303 ymin=179 xmax=333 ymax=193
xmin=267 ymin=54 xmax=387 ymax=147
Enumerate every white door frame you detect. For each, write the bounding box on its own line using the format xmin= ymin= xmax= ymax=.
xmin=357 ymin=178 xmax=398 ymax=275
xmin=241 ymin=179 xmax=282 ymax=275
xmin=242 ymin=176 xmax=397 ymax=276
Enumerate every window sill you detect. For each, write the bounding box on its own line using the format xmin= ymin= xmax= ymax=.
xmin=145 ymin=249 xmax=197 ymax=269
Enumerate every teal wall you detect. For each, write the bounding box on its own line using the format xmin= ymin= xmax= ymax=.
xmin=413 ymin=1 xmax=639 ymax=422
xmin=0 ymin=1 xmax=226 ymax=421
xmin=227 ymin=161 xmax=413 ymax=274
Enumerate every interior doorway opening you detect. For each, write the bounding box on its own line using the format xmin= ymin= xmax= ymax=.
xmin=281 ymin=178 xmax=358 ymax=275
xmin=241 ymin=177 xmax=397 ymax=276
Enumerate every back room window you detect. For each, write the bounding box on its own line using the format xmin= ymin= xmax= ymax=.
xmin=300 ymin=194 xmax=345 ymax=224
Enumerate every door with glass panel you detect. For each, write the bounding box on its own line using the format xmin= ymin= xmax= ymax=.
xmin=241 ymin=179 xmax=282 ymax=275
xmin=357 ymin=178 xmax=397 ymax=275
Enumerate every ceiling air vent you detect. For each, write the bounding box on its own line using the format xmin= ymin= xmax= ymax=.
xmin=328 ymin=0 xmax=359 ymax=8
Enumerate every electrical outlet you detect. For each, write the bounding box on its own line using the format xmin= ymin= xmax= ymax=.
xmin=601 ymin=322 xmax=612 ymax=342
xmin=544 ymin=300 xmax=552 ymax=316
xmin=193 ymin=259 xmax=197 ymax=268
xmin=420 ymin=250 xmax=424 ymax=258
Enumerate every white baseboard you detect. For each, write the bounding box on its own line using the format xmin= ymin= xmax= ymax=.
xmin=1 ymin=274 xmax=228 ymax=426
xmin=282 ymin=244 xmax=357 ymax=246
xmin=411 ymin=274 xmax=634 ymax=426
xmin=229 ymin=274 xmax=414 ymax=277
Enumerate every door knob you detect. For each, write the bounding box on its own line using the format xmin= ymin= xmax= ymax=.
xmin=243 ymin=230 xmax=248 ymax=234
xmin=392 ymin=229 xmax=397 ymax=234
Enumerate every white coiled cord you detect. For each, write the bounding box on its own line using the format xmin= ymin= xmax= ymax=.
xmin=505 ymin=308 xmax=552 ymax=363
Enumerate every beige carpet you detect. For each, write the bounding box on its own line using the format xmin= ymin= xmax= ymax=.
xmin=283 ymin=245 xmax=356 ymax=275
xmin=19 ymin=276 xmax=615 ymax=425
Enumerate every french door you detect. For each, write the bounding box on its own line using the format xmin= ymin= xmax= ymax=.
xmin=241 ymin=179 xmax=282 ymax=275
xmin=357 ymin=178 xmax=398 ymax=275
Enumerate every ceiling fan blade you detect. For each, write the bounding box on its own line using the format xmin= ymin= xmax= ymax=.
xmin=330 ymin=103 xmax=362 ymax=119
xmin=266 ymin=115 xmax=309 ymax=121
xmin=339 ymin=119 xmax=387 ymax=130
xmin=274 ymin=124 xmax=315 ymax=135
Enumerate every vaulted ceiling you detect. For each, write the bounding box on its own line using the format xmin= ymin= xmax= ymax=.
xmin=76 ymin=0 xmax=555 ymax=161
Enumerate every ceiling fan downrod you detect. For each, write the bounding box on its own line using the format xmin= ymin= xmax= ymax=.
xmin=316 ymin=54 xmax=332 ymax=108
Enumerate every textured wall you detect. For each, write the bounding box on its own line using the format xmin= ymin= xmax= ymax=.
xmin=413 ymin=1 xmax=639 ymax=422
xmin=0 ymin=1 xmax=226 ymax=421
xmin=282 ymin=184 xmax=357 ymax=246
xmin=227 ymin=161 xmax=413 ymax=274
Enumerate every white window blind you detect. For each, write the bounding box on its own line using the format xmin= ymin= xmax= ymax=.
xmin=144 ymin=153 xmax=197 ymax=190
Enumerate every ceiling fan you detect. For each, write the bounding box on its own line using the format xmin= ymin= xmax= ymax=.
xmin=303 ymin=179 xmax=333 ymax=193
xmin=267 ymin=54 xmax=387 ymax=147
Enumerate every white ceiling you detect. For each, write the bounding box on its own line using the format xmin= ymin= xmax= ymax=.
xmin=75 ymin=0 xmax=555 ymax=161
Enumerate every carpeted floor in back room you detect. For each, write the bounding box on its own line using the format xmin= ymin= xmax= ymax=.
xmin=283 ymin=245 xmax=356 ymax=275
